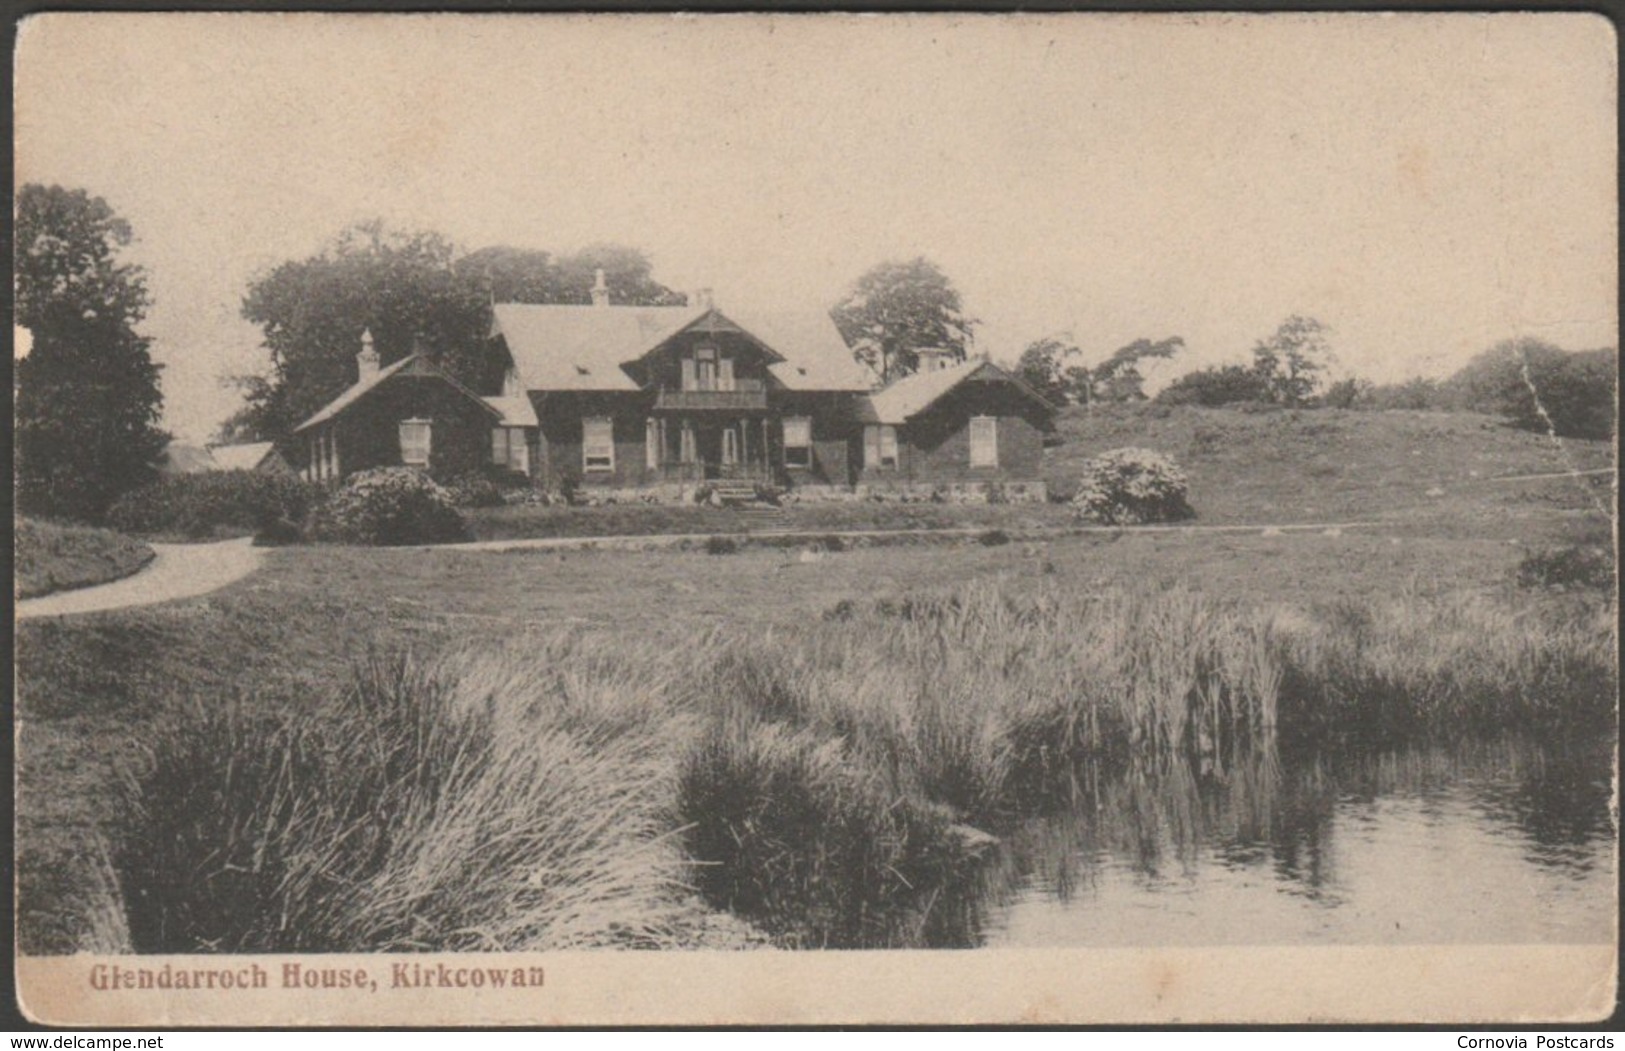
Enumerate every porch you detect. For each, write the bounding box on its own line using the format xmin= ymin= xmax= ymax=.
xmin=646 ymin=414 xmax=779 ymax=486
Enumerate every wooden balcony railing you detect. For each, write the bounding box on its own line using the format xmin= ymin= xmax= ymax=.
xmin=654 ymin=388 xmax=768 ymax=412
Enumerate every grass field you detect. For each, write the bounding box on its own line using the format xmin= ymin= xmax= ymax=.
xmin=14 ymin=406 xmax=1616 ymax=952
xmin=466 ymin=405 xmax=1612 ymax=541
xmin=14 ymin=519 xmax=155 ymax=600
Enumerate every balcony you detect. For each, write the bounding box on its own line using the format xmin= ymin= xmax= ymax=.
xmin=654 ymin=387 xmax=768 ymax=412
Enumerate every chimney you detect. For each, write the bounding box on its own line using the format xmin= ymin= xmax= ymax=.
xmin=591 ymin=268 xmax=610 ymax=308
xmin=694 ymin=287 xmax=714 ymax=311
xmin=357 ymin=328 xmax=379 ymax=381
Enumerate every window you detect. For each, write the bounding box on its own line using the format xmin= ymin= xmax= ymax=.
xmin=718 ymin=356 xmax=735 ymax=393
xmin=865 ymin=425 xmax=898 ymax=469
xmin=679 ymin=422 xmax=697 ymax=464
xmin=783 ymin=417 xmax=812 ymax=469
xmin=399 ymin=419 xmax=431 ymax=467
xmin=694 ymin=347 xmax=718 ymax=392
xmin=970 ymin=416 xmax=998 ymax=468
xmin=583 ymin=417 xmax=614 ymax=472
xmin=645 ymin=418 xmax=660 ymax=470
xmin=492 ymin=428 xmax=529 ymax=473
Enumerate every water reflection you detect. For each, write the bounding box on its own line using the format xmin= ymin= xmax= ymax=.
xmin=933 ymin=733 xmax=1615 ymax=948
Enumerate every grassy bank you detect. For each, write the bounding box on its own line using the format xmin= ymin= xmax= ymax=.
xmin=1045 ymin=404 xmax=1613 ymax=527
xmin=25 ymin=561 xmax=1614 ymax=951
xmin=15 ymin=519 xmax=155 ymax=600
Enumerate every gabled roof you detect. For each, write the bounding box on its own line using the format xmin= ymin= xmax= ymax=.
xmin=491 ymin=302 xmax=870 ymax=394
xmin=209 ymin=442 xmax=277 ymax=472
xmin=735 ymin=309 xmax=873 ymax=392
xmin=294 ymin=354 xmax=501 ymax=433
xmin=483 ymin=395 xmax=539 ymax=428
xmin=492 ymin=304 xmax=699 ymax=392
xmin=860 ymin=358 xmax=1056 ymax=425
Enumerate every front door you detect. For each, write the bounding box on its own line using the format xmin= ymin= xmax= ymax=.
xmin=695 ymin=423 xmax=724 ymax=480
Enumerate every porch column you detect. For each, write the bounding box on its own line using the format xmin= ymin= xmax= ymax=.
xmin=739 ymin=417 xmax=748 ymax=474
xmin=761 ymin=418 xmax=770 ymax=477
xmin=331 ymin=428 xmax=341 ymax=479
xmin=660 ymin=418 xmax=669 ymax=478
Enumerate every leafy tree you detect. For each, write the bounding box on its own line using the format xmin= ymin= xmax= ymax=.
xmin=1450 ymin=338 xmax=1616 ymax=439
xmin=1155 ymin=364 xmax=1272 ymax=407
xmin=831 ymin=258 xmax=976 ymax=383
xmin=1087 ymin=336 xmax=1185 ymax=403
xmin=238 ymin=223 xmax=684 ymax=442
xmin=1015 ymin=335 xmax=1080 ymax=405
xmin=15 ymin=184 xmax=168 ymax=520
xmin=1251 ymin=315 xmax=1333 ymax=406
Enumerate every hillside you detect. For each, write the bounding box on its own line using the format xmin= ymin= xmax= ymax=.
xmin=1043 ymin=404 xmax=1614 ymax=532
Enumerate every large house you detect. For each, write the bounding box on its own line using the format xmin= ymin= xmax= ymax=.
xmin=293 ymin=275 xmax=1054 ymax=501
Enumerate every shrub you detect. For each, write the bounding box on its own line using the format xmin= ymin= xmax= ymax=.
xmin=1156 ymin=364 xmax=1271 ymax=407
xmin=705 ymin=535 xmax=740 ymax=556
xmin=1516 ymin=545 xmax=1615 ymax=592
xmin=437 ymin=471 xmax=508 ymax=509
xmin=106 ymin=470 xmax=323 ymax=540
xmin=312 ymin=468 xmax=469 ymax=546
xmin=1070 ymin=447 xmax=1195 ymax=525
xmin=977 ymin=529 xmax=1011 ymax=546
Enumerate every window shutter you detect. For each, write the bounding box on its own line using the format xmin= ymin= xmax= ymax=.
xmin=719 ymin=357 xmax=735 ymax=392
xmin=645 ymin=419 xmax=659 ymax=470
xmin=681 ymin=357 xmax=696 ymax=391
xmin=492 ymin=428 xmax=507 ymax=465
xmin=864 ymin=426 xmax=881 ymax=468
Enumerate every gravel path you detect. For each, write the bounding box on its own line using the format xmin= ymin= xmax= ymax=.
xmin=16 ymin=537 xmax=266 ymax=620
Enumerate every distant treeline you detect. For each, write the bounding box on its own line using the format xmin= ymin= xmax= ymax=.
xmin=1156 ymin=339 xmax=1616 ymax=440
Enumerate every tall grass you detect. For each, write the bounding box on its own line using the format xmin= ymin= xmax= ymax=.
xmin=113 ymin=637 xmax=701 ymax=953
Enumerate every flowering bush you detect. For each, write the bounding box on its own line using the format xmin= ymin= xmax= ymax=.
xmin=1070 ymin=447 xmax=1194 ymax=525
xmin=313 ymin=468 xmax=469 ymax=546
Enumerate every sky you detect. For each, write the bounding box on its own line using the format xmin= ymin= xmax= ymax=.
xmin=15 ymin=12 xmax=1618 ymax=442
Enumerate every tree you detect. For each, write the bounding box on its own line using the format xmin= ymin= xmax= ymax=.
xmin=1251 ymin=315 xmax=1333 ymax=406
xmin=1015 ymin=335 xmax=1080 ymax=405
xmin=831 ymin=258 xmax=976 ymax=383
xmin=238 ymin=223 xmax=685 ymax=442
xmin=1088 ymin=336 xmax=1185 ymax=403
xmin=14 ymin=184 xmax=168 ymax=520
xmin=238 ymin=222 xmax=487 ymax=441
xmin=1450 ymin=338 xmax=1616 ymax=439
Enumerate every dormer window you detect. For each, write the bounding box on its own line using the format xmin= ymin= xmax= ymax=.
xmin=681 ymin=344 xmax=735 ymax=392
xmin=694 ymin=347 xmax=718 ymax=391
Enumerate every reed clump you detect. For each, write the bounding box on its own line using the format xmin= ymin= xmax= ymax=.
xmin=114 ymin=636 xmax=699 ymax=953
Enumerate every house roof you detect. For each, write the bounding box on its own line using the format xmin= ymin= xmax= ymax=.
xmin=294 ymin=354 xmax=501 ymax=433
xmin=492 ymin=304 xmax=697 ymax=392
xmin=209 ymin=442 xmax=276 ymax=472
xmin=860 ymin=358 xmax=1055 ymax=425
xmin=159 ymin=441 xmax=219 ymax=474
xmin=491 ymin=302 xmax=871 ymax=393
xmin=483 ymin=395 xmax=539 ymax=428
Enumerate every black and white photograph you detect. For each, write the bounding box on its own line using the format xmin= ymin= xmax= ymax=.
xmin=12 ymin=12 xmax=1618 ymax=1026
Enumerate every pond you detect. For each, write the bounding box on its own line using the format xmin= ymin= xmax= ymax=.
xmin=921 ymin=733 xmax=1615 ymax=948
